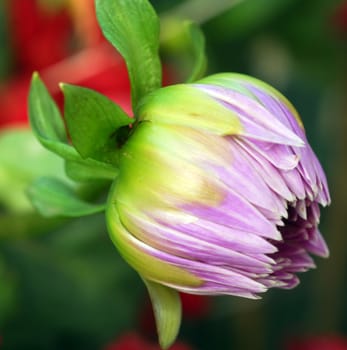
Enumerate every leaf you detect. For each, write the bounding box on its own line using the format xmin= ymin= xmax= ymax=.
xmin=27 ymin=177 xmax=105 ymax=217
xmin=28 ymin=73 xmax=119 ymax=176
xmin=96 ymin=0 xmax=162 ymax=109
xmin=28 ymin=73 xmax=67 ymax=144
xmin=65 ymin=160 xmax=117 ymax=182
xmin=28 ymin=72 xmax=81 ymax=160
xmin=185 ymin=21 xmax=207 ymax=82
xmin=143 ymin=278 xmax=182 ymax=350
xmin=61 ymin=84 xmax=132 ymax=164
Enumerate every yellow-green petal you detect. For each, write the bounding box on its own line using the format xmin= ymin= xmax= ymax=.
xmin=143 ymin=278 xmax=181 ymax=350
xmin=106 ymin=183 xmax=202 ymax=288
xmin=137 ymin=84 xmax=242 ymax=135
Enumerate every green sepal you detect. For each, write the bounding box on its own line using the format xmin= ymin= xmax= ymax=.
xmin=143 ymin=278 xmax=182 ymax=350
xmin=27 ymin=177 xmax=105 ymax=217
xmin=28 ymin=72 xmax=68 ymax=150
xmin=61 ymin=84 xmax=132 ymax=165
xmin=96 ymin=0 xmax=162 ymax=110
xmin=65 ymin=160 xmax=117 ymax=182
xmin=28 ymin=73 xmax=119 ymax=178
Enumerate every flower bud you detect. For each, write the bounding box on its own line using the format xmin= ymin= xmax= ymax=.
xmin=106 ymin=73 xmax=330 ymax=299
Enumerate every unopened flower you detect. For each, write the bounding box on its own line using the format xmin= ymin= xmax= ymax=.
xmin=106 ymin=73 xmax=330 ymax=298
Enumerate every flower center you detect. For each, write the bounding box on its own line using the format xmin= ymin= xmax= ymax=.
xmin=265 ymin=199 xmax=320 ymax=289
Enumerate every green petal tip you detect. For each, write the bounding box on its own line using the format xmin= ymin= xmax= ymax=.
xmin=143 ymin=278 xmax=182 ymax=350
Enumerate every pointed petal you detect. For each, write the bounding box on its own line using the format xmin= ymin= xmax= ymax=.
xmin=303 ymin=229 xmax=329 ymax=258
xmin=195 ymin=84 xmax=304 ymax=146
xmin=120 ymin=207 xmax=275 ymax=269
xmin=236 ymin=139 xmax=295 ymax=202
xmin=143 ymin=279 xmax=182 ymax=350
xmin=183 ymin=183 xmax=282 ymax=241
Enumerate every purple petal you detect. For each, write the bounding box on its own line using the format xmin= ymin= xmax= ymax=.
xmin=246 ymin=141 xmax=300 ymax=171
xmin=169 ymin=218 xmax=278 ymax=255
xmin=183 ymin=184 xmax=282 ymax=241
xmin=244 ymin=83 xmax=305 ymax=138
xmin=225 ymin=138 xmax=288 ymax=217
xmin=195 ymin=84 xmax=305 ymax=146
xmin=282 ymin=169 xmax=307 ymax=200
xmin=303 ymin=228 xmax=329 ymax=258
xmin=119 ymin=207 xmax=275 ymax=269
xmin=235 ymin=139 xmax=295 ymax=202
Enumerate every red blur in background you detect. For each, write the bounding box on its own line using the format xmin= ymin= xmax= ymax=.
xmin=286 ymin=335 xmax=347 ymax=350
xmin=0 ymin=0 xmax=131 ymax=128
xmin=104 ymin=332 xmax=192 ymax=350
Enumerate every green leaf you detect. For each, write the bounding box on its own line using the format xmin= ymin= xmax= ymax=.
xmin=65 ymin=160 xmax=117 ymax=182
xmin=143 ymin=278 xmax=182 ymax=350
xmin=27 ymin=177 xmax=105 ymax=217
xmin=28 ymin=72 xmax=67 ymax=144
xmin=28 ymin=73 xmax=120 ymax=176
xmin=185 ymin=21 xmax=207 ymax=82
xmin=96 ymin=0 xmax=162 ymax=109
xmin=28 ymin=72 xmax=79 ymax=160
xmin=61 ymin=84 xmax=132 ymax=164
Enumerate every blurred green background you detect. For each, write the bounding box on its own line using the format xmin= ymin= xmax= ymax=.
xmin=0 ymin=0 xmax=346 ymax=349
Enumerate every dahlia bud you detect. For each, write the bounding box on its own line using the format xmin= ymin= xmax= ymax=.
xmin=106 ymin=73 xmax=330 ymax=299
